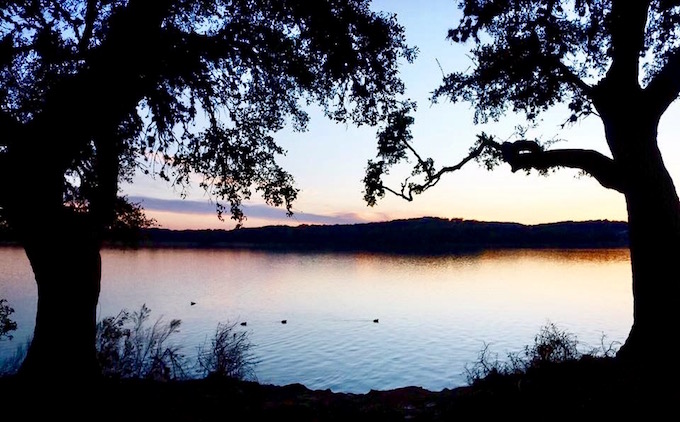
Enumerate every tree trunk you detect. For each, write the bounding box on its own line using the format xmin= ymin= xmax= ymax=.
xmin=618 ymin=183 xmax=680 ymax=362
xmin=17 ymin=213 xmax=102 ymax=382
xmin=613 ymin=138 xmax=680 ymax=372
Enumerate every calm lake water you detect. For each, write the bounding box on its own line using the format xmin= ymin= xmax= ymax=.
xmin=0 ymin=246 xmax=632 ymax=393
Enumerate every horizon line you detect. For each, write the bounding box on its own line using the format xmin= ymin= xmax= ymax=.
xmin=144 ymin=216 xmax=629 ymax=232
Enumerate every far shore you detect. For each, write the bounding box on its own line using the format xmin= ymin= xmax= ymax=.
xmin=0 ymin=217 xmax=629 ymax=254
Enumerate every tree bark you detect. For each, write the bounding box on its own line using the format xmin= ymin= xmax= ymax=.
xmin=617 ymin=160 xmax=680 ymax=366
xmin=600 ymin=110 xmax=680 ymax=370
xmin=17 ymin=213 xmax=102 ymax=381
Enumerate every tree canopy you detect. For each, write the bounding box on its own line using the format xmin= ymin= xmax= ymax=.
xmin=364 ymin=0 xmax=680 ymax=365
xmin=0 ymin=0 xmax=415 ymax=231
xmin=0 ymin=0 xmax=416 ymax=380
xmin=364 ymin=0 xmax=680 ymax=202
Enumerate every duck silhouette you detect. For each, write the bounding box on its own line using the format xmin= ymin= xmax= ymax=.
xmin=190 ymin=301 xmax=196 ymax=306
xmin=281 ymin=320 xmax=287 ymax=324
xmin=240 ymin=322 xmax=247 ymax=326
xmin=373 ymin=319 xmax=379 ymax=323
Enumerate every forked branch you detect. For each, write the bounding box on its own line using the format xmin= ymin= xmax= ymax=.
xmin=366 ymin=133 xmax=625 ymax=206
xmin=380 ymin=136 xmax=495 ymax=202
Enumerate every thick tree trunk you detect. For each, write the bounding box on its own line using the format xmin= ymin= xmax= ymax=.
xmin=589 ymin=81 xmax=680 ymax=380
xmin=607 ymin=122 xmax=680 ymax=371
xmin=618 ymin=170 xmax=680 ymax=365
xmin=17 ymin=214 xmax=102 ymax=381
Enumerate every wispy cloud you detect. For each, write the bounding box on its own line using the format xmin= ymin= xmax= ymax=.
xmin=128 ymin=196 xmax=366 ymax=226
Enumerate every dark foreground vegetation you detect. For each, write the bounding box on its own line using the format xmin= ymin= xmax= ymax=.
xmin=1 ymin=307 xmax=674 ymax=420
xmin=1 ymin=358 xmax=668 ymax=421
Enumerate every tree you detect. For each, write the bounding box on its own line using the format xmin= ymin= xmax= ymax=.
xmin=364 ymin=0 xmax=680 ymax=366
xmin=0 ymin=0 xmax=413 ymax=380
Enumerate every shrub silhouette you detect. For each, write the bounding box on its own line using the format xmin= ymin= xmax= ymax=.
xmin=95 ymin=305 xmax=256 ymax=382
xmin=0 ymin=299 xmax=17 ymax=341
xmin=96 ymin=304 xmax=186 ymax=381
xmin=196 ymin=321 xmax=257 ymax=381
xmin=465 ymin=322 xmax=619 ymax=385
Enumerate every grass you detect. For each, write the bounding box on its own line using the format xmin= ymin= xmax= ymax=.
xmin=196 ymin=321 xmax=258 ymax=380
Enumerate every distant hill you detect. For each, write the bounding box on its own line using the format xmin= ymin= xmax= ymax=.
xmin=129 ymin=217 xmax=629 ymax=253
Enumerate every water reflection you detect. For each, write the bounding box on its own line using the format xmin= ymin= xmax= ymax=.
xmin=0 ymin=246 xmax=632 ymax=393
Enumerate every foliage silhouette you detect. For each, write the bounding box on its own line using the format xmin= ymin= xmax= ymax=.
xmin=464 ymin=322 xmax=618 ymax=385
xmin=96 ymin=304 xmax=186 ymax=381
xmin=196 ymin=321 xmax=257 ymax=381
xmin=0 ymin=299 xmax=17 ymax=341
xmin=0 ymin=1 xmax=412 ymax=379
xmin=1 ymin=304 xmax=256 ymax=383
xmin=364 ymin=0 xmax=680 ymax=368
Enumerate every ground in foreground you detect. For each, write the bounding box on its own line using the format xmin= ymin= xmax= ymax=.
xmin=1 ymin=356 xmax=675 ymax=421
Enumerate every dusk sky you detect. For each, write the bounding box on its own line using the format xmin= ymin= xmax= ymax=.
xmin=120 ymin=0 xmax=680 ymax=230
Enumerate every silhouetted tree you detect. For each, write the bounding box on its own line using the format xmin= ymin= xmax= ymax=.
xmin=364 ymin=1 xmax=680 ymax=366
xmin=0 ymin=0 xmax=413 ymax=380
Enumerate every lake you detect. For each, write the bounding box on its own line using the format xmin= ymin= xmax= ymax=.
xmin=0 ymin=246 xmax=633 ymax=393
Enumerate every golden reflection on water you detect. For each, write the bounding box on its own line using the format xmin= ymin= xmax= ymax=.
xmin=479 ymin=248 xmax=630 ymax=262
xmin=1 ymin=246 xmax=634 ymax=392
xmin=0 ymin=246 xmax=633 ymax=327
xmin=349 ymin=248 xmax=631 ymax=307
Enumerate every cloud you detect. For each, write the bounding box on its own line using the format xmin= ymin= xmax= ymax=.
xmin=127 ymin=196 xmax=365 ymax=226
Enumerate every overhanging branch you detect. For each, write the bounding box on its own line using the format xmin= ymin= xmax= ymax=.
xmin=377 ymin=137 xmax=625 ymax=203
xmin=378 ymin=135 xmax=497 ymax=202
xmin=501 ymin=141 xmax=625 ymax=192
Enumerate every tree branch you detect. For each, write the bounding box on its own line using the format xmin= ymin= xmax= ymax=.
xmin=605 ymin=1 xmax=651 ymax=88
xmin=644 ymin=47 xmax=680 ymax=116
xmin=379 ymin=135 xmax=496 ymax=202
xmin=554 ymin=59 xmax=593 ymax=96
xmin=500 ymin=141 xmax=625 ymax=192
xmin=378 ymin=137 xmax=625 ymax=205
xmin=78 ymin=0 xmax=99 ymax=53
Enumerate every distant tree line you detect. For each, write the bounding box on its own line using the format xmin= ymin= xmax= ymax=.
xmin=115 ymin=218 xmax=629 ymax=253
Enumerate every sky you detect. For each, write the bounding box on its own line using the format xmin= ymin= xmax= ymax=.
xmin=121 ymin=0 xmax=680 ymax=231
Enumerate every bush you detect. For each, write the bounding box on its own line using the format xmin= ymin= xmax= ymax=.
xmin=96 ymin=304 xmax=186 ymax=381
xmin=96 ymin=305 xmax=257 ymax=382
xmin=524 ymin=322 xmax=580 ymax=366
xmin=464 ymin=322 xmax=619 ymax=385
xmin=196 ymin=321 xmax=257 ymax=381
xmin=0 ymin=299 xmax=17 ymax=341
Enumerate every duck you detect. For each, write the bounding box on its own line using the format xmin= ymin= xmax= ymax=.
xmin=190 ymin=301 xmax=196 ymax=306
xmin=281 ymin=320 xmax=287 ymax=324
xmin=240 ymin=322 xmax=247 ymax=326
xmin=373 ymin=319 xmax=379 ymax=323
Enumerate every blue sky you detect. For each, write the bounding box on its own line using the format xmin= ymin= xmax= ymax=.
xmin=120 ymin=0 xmax=680 ymax=230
